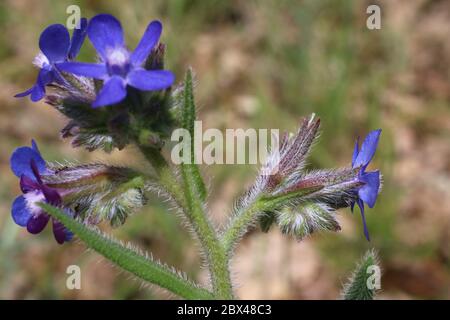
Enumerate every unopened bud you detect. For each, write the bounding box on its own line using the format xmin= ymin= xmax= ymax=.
xmin=42 ymin=164 xmax=146 ymax=227
xmin=277 ymin=202 xmax=341 ymax=240
xmin=145 ymin=43 xmax=166 ymax=70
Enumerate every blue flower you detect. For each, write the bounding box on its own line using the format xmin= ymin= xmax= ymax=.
xmin=10 ymin=140 xmax=73 ymax=244
xmin=351 ymin=129 xmax=381 ymax=241
xmin=57 ymin=14 xmax=175 ymax=108
xmin=15 ymin=19 xmax=88 ymax=102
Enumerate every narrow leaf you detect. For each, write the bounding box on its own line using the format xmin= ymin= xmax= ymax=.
xmin=181 ymin=68 xmax=207 ymax=201
xmin=38 ymin=203 xmax=213 ymax=300
xmin=342 ymin=249 xmax=381 ymax=300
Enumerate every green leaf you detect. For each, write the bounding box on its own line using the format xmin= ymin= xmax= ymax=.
xmin=181 ymin=68 xmax=207 ymax=201
xmin=342 ymin=249 xmax=381 ymax=300
xmin=177 ymin=71 xmax=233 ymax=297
xmin=182 ymin=68 xmax=196 ymax=140
xmin=38 ymin=203 xmax=213 ymax=300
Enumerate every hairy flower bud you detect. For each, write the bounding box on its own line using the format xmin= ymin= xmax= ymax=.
xmin=277 ymin=202 xmax=341 ymax=240
xmin=254 ymin=114 xmax=377 ymax=238
xmin=145 ymin=43 xmax=166 ymax=70
xmin=258 ymin=167 xmax=358 ymax=235
xmin=282 ymin=167 xmax=362 ymax=207
xmin=42 ymin=164 xmax=147 ymax=227
xmin=247 ymin=114 xmax=322 ymax=232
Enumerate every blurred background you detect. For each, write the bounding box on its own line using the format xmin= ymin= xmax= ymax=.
xmin=0 ymin=0 xmax=449 ymax=299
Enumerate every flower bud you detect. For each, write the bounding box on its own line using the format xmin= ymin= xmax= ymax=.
xmin=291 ymin=167 xmax=363 ymax=209
xmin=145 ymin=43 xmax=166 ymax=70
xmin=42 ymin=164 xmax=146 ymax=227
xmin=277 ymin=114 xmax=320 ymax=176
xmin=277 ymin=202 xmax=341 ymax=240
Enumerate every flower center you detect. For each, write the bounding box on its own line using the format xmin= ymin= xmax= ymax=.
xmin=33 ymin=53 xmax=50 ymax=69
xmin=23 ymin=190 xmax=46 ymax=217
xmin=105 ymin=47 xmax=130 ymax=77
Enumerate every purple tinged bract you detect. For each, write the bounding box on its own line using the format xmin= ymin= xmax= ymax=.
xmin=10 ymin=140 xmax=73 ymax=244
xmin=57 ymin=14 xmax=175 ymax=108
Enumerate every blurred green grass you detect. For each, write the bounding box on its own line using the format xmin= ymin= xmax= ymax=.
xmin=0 ymin=0 xmax=448 ymax=299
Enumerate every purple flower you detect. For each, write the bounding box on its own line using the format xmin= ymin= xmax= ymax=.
xmin=57 ymin=14 xmax=175 ymax=108
xmin=10 ymin=140 xmax=73 ymax=244
xmin=15 ymin=19 xmax=88 ymax=102
xmin=351 ymin=129 xmax=382 ymax=241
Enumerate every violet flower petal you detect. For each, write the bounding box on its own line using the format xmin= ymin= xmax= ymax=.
xmin=353 ymin=129 xmax=381 ymax=169
xmin=127 ymin=68 xmax=174 ymax=91
xmin=39 ymin=24 xmax=70 ymax=63
xmin=40 ymin=184 xmax=62 ymax=206
xmin=358 ymin=170 xmax=380 ymax=208
xmin=11 ymin=196 xmax=33 ymax=227
xmin=52 ymin=219 xmax=67 ymax=244
xmin=130 ymin=20 xmax=162 ymax=66
xmin=68 ymin=17 xmax=88 ymax=59
xmin=14 ymin=87 xmax=34 ymax=98
xmin=87 ymin=14 xmax=124 ymax=59
xmin=357 ymin=198 xmax=370 ymax=241
xmin=352 ymin=137 xmax=359 ymax=167
xmin=20 ymin=175 xmax=40 ymax=193
xmin=92 ymin=76 xmax=127 ymax=108
xmin=10 ymin=146 xmax=46 ymax=179
xmin=27 ymin=214 xmax=50 ymax=234
xmin=57 ymin=62 xmax=107 ymax=79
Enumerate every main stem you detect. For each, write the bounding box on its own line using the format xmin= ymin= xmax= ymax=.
xmin=140 ymin=146 xmax=233 ymax=299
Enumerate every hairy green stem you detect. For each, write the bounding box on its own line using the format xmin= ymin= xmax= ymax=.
xmin=221 ymin=199 xmax=267 ymax=255
xmin=39 ymin=203 xmax=213 ymax=300
xmin=100 ymin=176 xmax=145 ymax=202
xmin=180 ymin=165 xmax=233 ymax=299
xmin=221 ymin=185 xmax=324 ymax=255
xmin=140 ymin=146 xmax=233 ymax=299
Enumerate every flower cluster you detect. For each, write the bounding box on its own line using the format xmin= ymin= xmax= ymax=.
xmin=16 ymin=14 xmax=177 ymax=153
xmin=10 ymin=140 xmax=148 ymax=244
xmin=254 ymin=115 xmax=381 ymax=241
xmin=11 ymin=14 xmax=174 ymax=243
